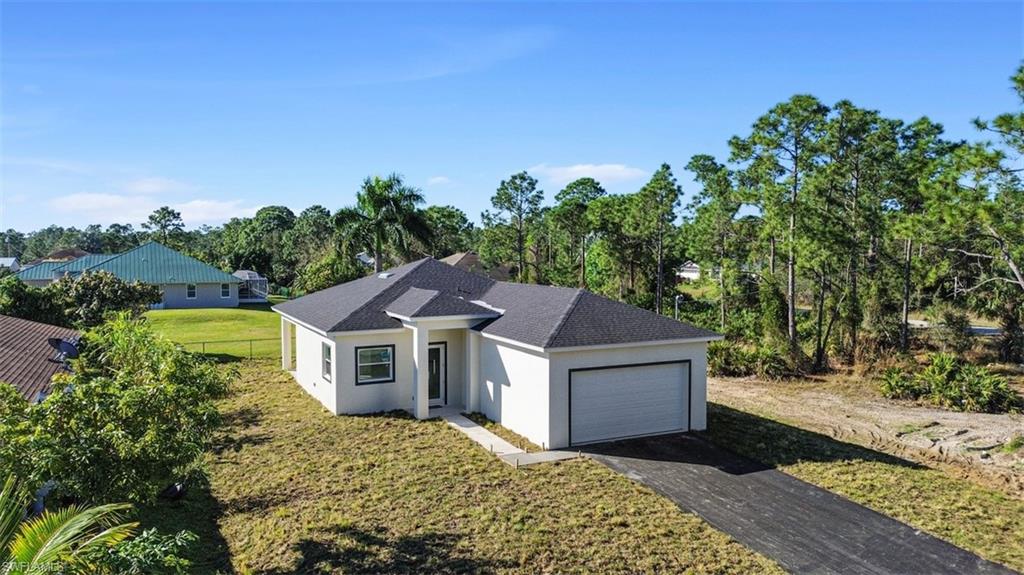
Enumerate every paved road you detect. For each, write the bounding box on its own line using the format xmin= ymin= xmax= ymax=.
xmin=584 ymin=433 xmax=1017 ymax=575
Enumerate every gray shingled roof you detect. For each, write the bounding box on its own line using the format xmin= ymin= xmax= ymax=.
xmin=385 ymin=287 xmax=499 ymax=319
xmin=274 ymin=257 xmax=720 ymax=348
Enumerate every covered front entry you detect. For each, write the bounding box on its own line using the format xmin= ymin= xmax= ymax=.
xmin=428 ymin=342 xmax=447 ymax=406
xmin=569 ymin=360 xmax=690 ymax=445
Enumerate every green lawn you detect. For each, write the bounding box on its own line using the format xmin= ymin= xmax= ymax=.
xmin=141 ymin=361 xmax=782 ymax=574
xmin=705 ymin=404 xmax=1024 ymax=572
xmin=145 ymin=304 xmax=282 ymax=361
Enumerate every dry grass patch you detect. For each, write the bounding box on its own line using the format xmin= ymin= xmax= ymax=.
xmin=143 ymin=361 xmax=781 ymax=574
xmin=706 ymin=404 xmax=1024 ymax=572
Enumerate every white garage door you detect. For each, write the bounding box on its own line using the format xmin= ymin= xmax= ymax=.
xmin=570 ymin=362 xmax=689 ymax=445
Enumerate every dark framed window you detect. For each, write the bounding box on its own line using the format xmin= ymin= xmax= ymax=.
xmin=186 ymin=284 xmax=197 ymax=299
xmin=322 ymin=342 xmax=332 ymax=381
xmin=221 ymin=283 xmax=230 ymax=298
xmin=355 ymin=345 xmax=395 ymax=384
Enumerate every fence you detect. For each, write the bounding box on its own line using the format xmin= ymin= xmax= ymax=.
xmin=178 ymin=337 xmax=280 ymax=361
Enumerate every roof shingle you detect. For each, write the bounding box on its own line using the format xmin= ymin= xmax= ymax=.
xmin=0 ymin=315 xmax=78 ymax=400
xmin=275 ymin=257 xmax=720 ymax=349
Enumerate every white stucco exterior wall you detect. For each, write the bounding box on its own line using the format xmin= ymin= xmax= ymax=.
xmin=478 ymin=337 xmax=552 ymax=449
xmin=546 ymin=341 xmax=709 ymax=449
xmin=292 ymin=322 xmax=338 ymax=413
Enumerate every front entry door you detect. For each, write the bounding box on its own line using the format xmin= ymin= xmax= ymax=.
xmin=428 ymin=344 xmax=446 ymax=406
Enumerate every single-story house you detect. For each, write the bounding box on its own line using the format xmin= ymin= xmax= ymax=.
xmin=274 ymin=257 xmax=721 ymax=449
xmin=0 ymin=314 xmax=78 ymax=403
xmin=0 ymin=257 xmax=19 ymax=273
xmin=87 ymin=242 xmax=240 ymax=309
xmin=677 ymin=261 xmax=701 ymax=281
xmin=440 ymin=251 xmax=514 ymax=281
xmin=15 ymin=242 xmax=241 ymax=309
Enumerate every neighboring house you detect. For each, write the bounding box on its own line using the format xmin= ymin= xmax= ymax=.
xmin=25 ymin=248 xmax=89 ymax=266
xmin=15 ymin=242 xmax=240 ymax=309
xmin=355 ymin=251 xmax=376 ymax=268
xmin=677 ymin=261 xmax=701 ymax=281
xmin=0 ymin=257 xmax=19 ymax=273
xmin=15 ymin=261 xmax=67 ymax=288
xmin=0 ymin=314 xmax=78 ymax=403
xmin=440 ymin=251 xmax=514 ymax=281
xmin=87 ymin=242 xmax=240 ymax=309
xmin=274 ymin=257 xmax=721 ymax=449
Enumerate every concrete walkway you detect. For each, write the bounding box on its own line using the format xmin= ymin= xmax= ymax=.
xmin=433 ymin=407 xmax=580 ymax=467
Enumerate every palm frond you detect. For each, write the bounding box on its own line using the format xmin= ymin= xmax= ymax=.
xmin=9 ymin=503 xmax=135 ymax=568
xmin=0 ymin=475 xmax=27 ymax=563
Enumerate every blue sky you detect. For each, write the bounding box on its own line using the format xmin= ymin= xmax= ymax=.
xmin=1 ymin=1 xmax=1021 ymax=232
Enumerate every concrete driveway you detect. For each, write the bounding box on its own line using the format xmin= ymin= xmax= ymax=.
xmin=584 ymin=433 xmax=1016 ymax=575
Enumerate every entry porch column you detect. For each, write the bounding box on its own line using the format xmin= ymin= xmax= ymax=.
xmin=280 ymin=317 xmax=293 ymax=370
xmin=412 ymin=324 xmax=430 ymax=419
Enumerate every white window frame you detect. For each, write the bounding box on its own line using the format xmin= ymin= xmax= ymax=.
xmin=355 ymin=345 xmax=395 ymax=385
xmin=322 ymin=342 xmax=332 ymax=381
xmin=186 ymin=284 xmax=197 ymax=299
xmin=220 ymin=283 xmax=230 ymax=298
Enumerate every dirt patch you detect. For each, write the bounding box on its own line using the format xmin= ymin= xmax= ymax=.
xmin=709 ymin=376 xmax=1024 ymax=498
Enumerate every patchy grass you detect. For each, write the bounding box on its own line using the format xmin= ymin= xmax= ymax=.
xmin=145 ymin=304 xmax=282 ymax=361
xmin=1003 ymin=436 xmax=1024 ymax=454
xmin=141 ymin=362 xmax=781 ymax=574
xmin=463 ymin=412 xmax=543 ymax=452
xmin=705 ymin=403 xmax=1024 ymax=572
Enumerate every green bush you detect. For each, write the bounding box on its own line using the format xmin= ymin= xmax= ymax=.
xmin=878 ymin=366 xmax=922 ymax=399
xmin=927 ymin=305 xmax=975 ymax=356
xmin=879 ymin=353 xmax=1020 ymax=413
xmin=708 ymin=341 xmax=787 ymax=380
xmin=0 ymin=313 xmax=232 ymax=503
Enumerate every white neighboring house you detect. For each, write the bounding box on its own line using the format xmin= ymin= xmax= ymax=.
xmin=274 ymin=257 xmax=722 ymax=449
xmin=677 ymin=261 xmax=701 ymax=281
xmin=0 ymin=257 xmax=19 ymax=273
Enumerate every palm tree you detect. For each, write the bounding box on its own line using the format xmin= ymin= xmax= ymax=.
xmin=0 ymin=475 xmax=137 ymax=573
xmin=335 ymin=174 xmax=434 ymax=273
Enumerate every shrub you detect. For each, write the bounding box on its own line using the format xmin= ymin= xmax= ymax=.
xmin=1 ymin=313 xmax=232 ymax=503
xmin=927 ymin=304 xmax=975 ymax=356
xmin=879 ymin=367 xmax=922 ymax=400
xmin=709 ymin=341 xmax=787 ymax=380
xmin=879 ymin=352 xmax=1021 ymax=413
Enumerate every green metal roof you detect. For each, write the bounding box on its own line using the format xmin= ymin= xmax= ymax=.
xmin=15 ymin=261 xmax=65 ymax=281
xmin=84 ymin=242 xmax=240 ymax=285
xmin=57 ymin=254 xmax=116 ymax=273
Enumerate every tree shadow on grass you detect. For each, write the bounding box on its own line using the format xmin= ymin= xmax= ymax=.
xmin=701 ymin=403 xmax=924 ymax=470
xmin=211 ymin=405 xmax=271 ymax=455
xmin=581 ymin=403 xmax=922 ymax=475
xmin=265 ymin=525 xmax=511 ymax=575
xmin=136 ymin=472 xmax=235 ymax=574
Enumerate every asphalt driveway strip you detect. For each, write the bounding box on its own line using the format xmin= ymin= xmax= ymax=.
xmin=583 ymin=433 xmax=1017 ymax=575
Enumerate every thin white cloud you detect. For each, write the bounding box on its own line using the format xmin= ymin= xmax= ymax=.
xmin=175 ymin=199 xmax=260 ymax=223
xmin=528 ymin=163 xmax=648 ymax=187
xmin=1 ymin=156 xmax=96 ymax=175
xmin=123 ymin=176 xmax=195 ymax=195
xmin=48 ymin=193 xmax=156 ymax=223
xmin=47 ymin=193 xmax=259 ymax=226
xmin=427 ymin=176 xmax=451 ymax=186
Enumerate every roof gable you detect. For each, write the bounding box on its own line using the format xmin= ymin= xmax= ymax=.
xmin=15 ymin=261 xmax=65 ymax=281
xmin=85 ymin=242 xmax=239 ymax=285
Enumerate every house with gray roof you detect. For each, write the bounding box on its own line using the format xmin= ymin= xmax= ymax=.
xmin=274 ymin=257 xmax=721 ymax=449
xmin=0 ymin=258 xmax=19 ymax=274
xmin=15 ymin=242 xmax=240 ymax=309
